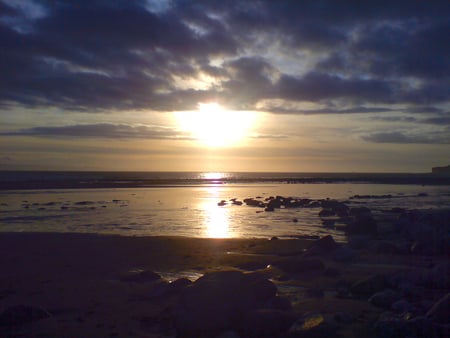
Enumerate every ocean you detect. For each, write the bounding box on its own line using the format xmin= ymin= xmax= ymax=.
xmin=1 ymin=171 xmax=449 ymax=241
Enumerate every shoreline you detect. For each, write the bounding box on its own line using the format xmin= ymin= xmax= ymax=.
xmin=0 ymin=231 xmax=448 ymax=337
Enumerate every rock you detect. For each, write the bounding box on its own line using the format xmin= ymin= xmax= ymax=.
xmin=333 ymin=246 xmax=356 ymax=262
xmin=319 ymin=209 xmax=335 ymax=217
xmin=346 ymin=214 xmax=378 ymax=235
xmin=374 ymin=313 xmax=433 ymax=338
xmin=288 ymin=313 xmax=339 ymax=337
xmin=369 ymin=289 xmax=402 ymax=308
xmin=307 ymin=235 xmax=338 ymax=254
xmin=175 ymin=271 xmax=278 ymax=337
xmin=119 ymin=270 xmax=161 ymax=283
xmin=238 ymin=309 xmax=296 ymax=337
xmin=273 ymin=258 xmax=325 ymax=274
xmin=334 ymin=312 xmax=353 ymax=324
xmin=264 ymin=206 xmax=275 ymax=212
xmin=265 ymin=296 xmax=292 ymax=311
xmin=0 ymin=305 xmax=51 ymax=327
xmin=430 ymin=262 xmax=450 ymax=288
xmin=426 ymin=293 xmax=450 ymax=325
xmin=391 ymin=300 xmax=416 ymax=315
xmin=351 ymin=275 xmax=391 ymax=298
xmin=243 ymin=198 xmax=265 ymax=208
xmin=349 ymin=206 xmax=372 ymax=217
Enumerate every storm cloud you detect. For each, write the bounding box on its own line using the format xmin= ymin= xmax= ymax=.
xmin=2 ymin=123 xmax=191 ymax=140
xmin=0 ymin=0 xmax=449 ymax=116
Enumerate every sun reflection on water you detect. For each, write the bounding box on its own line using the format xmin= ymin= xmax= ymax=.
xmin=201 ymin=185 xmax=230 ymax=238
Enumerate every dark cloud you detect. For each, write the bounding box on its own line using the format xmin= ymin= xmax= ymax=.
xmin=267 ymin=106 xmax=393 ymax=115
xmin=0 ymin=0 xmax=448 ymax=113
xmin=1 ymin=123 xmax=191 ymax=140
xmin=362 ymin=131 xmax=450 ymax=144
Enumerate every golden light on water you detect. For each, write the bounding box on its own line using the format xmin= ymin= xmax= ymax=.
xmin=173 ymin=103 xmax=257 ymax=147
xmin=201 ymin=172 xmax=227 ymax=180
xmin=202 ymin=186 xmax=230 ymax=238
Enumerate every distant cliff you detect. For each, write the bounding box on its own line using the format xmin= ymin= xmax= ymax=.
xmin=432 ymin=165 xmax=450 ymax=174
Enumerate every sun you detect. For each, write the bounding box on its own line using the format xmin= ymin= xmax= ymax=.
xmin=173 ymin=103 xmax=257 ymax=147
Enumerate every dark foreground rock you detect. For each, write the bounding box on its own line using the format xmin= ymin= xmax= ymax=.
xmin=175 ymin=270 xmax=294 ymax=337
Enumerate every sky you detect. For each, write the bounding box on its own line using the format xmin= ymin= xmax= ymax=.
xmin=0 ymin=0 xmax=449 ymax=172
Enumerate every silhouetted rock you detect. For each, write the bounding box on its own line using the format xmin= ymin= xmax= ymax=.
xmin=175 ymin=270 xmax=278 ymax=337
xmin=119 ymin=270 xmax=161 ymax=283
xmin=307 ymin=235 xmax=338 ymax=254
xmin=319 ymin=209 xmax=335 ymax=217
xmin=351 ymin=275 xmax=391 ymax=298
xmin=239 ymin=309 xmax=296 ymax=337
xmin=426 ymin=293 xmax=450 ymax=325
xmin=369 ymin=289 xmax=402 ymax=308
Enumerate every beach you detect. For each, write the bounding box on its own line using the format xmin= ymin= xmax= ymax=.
xmin=1 ymin=220 xmax=449 ymax=337
xmin=1 ymin=173 xmax=449 ymax=337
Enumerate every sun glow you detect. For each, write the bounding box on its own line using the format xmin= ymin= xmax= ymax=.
xmin=173 ymin=103 xmax=257 ymax=147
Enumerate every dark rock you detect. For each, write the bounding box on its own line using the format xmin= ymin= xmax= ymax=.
xmin=351 ymin=275 xmax=391 ymax=298
xmin=322 ymin=219 xmax=335 ymax=228
xmin=292 ymin=218 xmax=298 ymax=223
xmin=175 ymin=271 xmax=278 ymax=337
xmin=218 ymin=200 xmax=227 ymax=206
xmin=273 ymin=258 xmax=325 ymax=274
xmin=238 ymin=309 xmax=296 ymax=337
xmin=374 ymin=313 xmax=443 ymax=338
xmin=308 ymin=235 xmax=338 ymax=254
xmin=430 ymin=262 xmax=450 ymax=289
xmin=369 ymin=289 xmax=402 ymax=308
xmin=426 ymin=293 xmax=450 ymax=325
xmin=243 ymin=198 xmax=265 ymax=208
xmin=391 ymin=300 xmax=416 ymax=315
xmin=119 ymin=270 xmax=161 ymax=283
xmin=333 ymin=246 xmax=356 ymax=262
xmin=349 ymin=206 xmax=372 ymax=217
xmin=346 ymin=213 xmax=378 ymax=235
xmin=265 ymin=296 xmax=293 ymax=311
xmin=0 ymin=305 xmax=51 ymax=327
xmin=319 ymin=209 xmax=335 ymax=217
xmin=264 ymin=206 xmax=275 ymax=212
xmin=334 ymin=312 xmax=353 ymax=324
xmin=170 ymin=278 xmax=192 ymax=292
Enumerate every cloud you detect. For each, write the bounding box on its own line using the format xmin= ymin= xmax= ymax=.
xmin=0 ymin=0 xmax=448 ymax=113
xmin=362 ymin=131 xmax=450 ymax=144
xmin=1 ymin=123 xmax=191 ymax=140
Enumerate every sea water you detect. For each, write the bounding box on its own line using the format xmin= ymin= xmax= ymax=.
xmin=1 ymin=172 xmax=449 ymax=240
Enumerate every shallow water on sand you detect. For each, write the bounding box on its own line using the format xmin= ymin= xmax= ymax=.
xmin=0 ymin=183 xmax=449 ymax=241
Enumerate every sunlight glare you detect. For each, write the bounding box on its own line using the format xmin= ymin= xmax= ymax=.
xmin=173 ymin=103 xmax=257 ymax=147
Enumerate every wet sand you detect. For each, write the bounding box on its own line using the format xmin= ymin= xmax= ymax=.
xmin=0 ymin=232 xmax=448 ymax=337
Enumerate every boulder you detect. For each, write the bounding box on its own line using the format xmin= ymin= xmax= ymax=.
xmin=426 ymin=293 xmax=450 ymax=325
xmin=175 ymin=270 xmax=278 ymax=337
xmin=238 ymin=309 xmax=296 ymax=337
xmin=351 ymin=275 xmax=392 ymax=298
xmin=308 ymin=235 xmax=338 ymax=254
xmin=369 ymin=289 xmax=402 ymax=308
xmin=119 ymin=269 xmax=161 ymax=283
